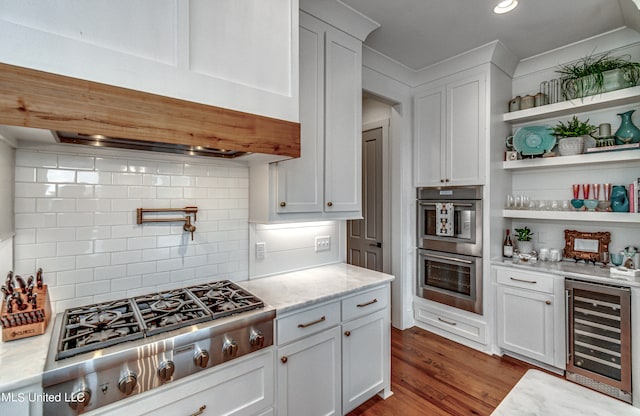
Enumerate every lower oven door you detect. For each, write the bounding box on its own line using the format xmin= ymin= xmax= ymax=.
xmin=417 ymin=249 xmax=482 ymax=314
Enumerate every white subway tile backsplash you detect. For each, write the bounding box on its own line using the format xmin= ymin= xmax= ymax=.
xmin=57 ymin=241 xmax=93 ymax=256
xmin=58 ymin=154 xmax=95 ymax=170
xmin=58 ymin=212 xmax=93 ymax=227
xmin=95 ymin=185 xmax=128 ymax=198
xmin=57 ymin=184 xmax=94 ymax=198
xmin=14 ymin=149 xmax=249 ymax=308
xmin=15 ymin=167 xmax=36 ymax=182
xmin=37 ymin=198 xmax=76 ymax=213
xmin=113 ymin=172 xmax=143 ymax=186
xmin=95 ymin=158 xmax=128 ymax=172
xmin=15 ymin=198 xmax=36 ymax=213
xmin=37 ymin=169 xmax=76 ymax=183
xmin=15 ymin=183 xmax=56 ymax=198
xmin=75 ymin=226 xmax=111 ymax=241
xmin=16 ymin=151 xmax=57 ymax=168
xmin=76 ymin=281 xmax=111 ymax=297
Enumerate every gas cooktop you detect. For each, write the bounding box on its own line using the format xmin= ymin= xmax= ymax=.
xmin=55 ymin=280 xmax=264 ymax=360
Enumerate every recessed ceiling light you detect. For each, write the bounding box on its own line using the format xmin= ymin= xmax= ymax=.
xmin=494 ymin=0 xmax=518 ymax=14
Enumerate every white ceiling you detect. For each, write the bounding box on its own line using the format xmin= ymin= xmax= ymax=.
xmin=341 ymin=0 xmax=634 ymax=71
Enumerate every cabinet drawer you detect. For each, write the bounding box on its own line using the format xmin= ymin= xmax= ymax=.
xmin=342 ymin=286 xmax=388 ymax=322
xmin=496 ymin=268 xmax=555 ymax=293
xmin=277 ymin=302 xmax=341 ymax=345
xmin=414 ymin=301 xmax=486 ymax=344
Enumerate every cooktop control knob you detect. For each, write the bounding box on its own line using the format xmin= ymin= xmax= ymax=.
xmin=222 ymin=339 xmax=239 ymax=358
xmin=194 ymin=349 xmax=210 ymax=368
xmin=118 ymin=371 xmax=138 ymax=395
xmin=157 ymin=360 xmax=175 ymax=382
xmin=250 ymin=330 xmax=265 ymax=348
xmin=68 ymin=387 xmax=91 ymax=410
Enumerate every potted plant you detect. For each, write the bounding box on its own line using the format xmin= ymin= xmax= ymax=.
xmin=551 ymin=116 xmax=597 ymax=156
xmin=514 ymin=226 xmax=534 ymax=254
xmin=556 ymin=52 xmax=640 ymax=99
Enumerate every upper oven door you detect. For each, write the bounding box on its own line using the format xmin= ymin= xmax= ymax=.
xmin=417 ymin=199 xmax=482 ymax=256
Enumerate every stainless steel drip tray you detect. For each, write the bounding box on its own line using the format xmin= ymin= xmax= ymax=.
xmin=43 ymin=306 xmax=275 ymax=387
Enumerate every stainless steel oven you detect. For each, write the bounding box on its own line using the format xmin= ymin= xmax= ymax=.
xmin=417 ymin=249 xmax=482 ymax=314
xmin=416 ymin=186 xmax=483 ymax=314
xmin=565 ymin=279 xmax=632 ymax=403
xmin=417 ymin=186 xmax=482 ymax=257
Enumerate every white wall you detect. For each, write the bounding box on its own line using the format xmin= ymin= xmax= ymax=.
xmin=13 ymin=147 xmax=249 ymax=312
xmin=249 ymin=221 xmax=342 ymax=278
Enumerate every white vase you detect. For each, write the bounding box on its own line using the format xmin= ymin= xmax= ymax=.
xmin=518 ymin=240 xmax=534 ymax=254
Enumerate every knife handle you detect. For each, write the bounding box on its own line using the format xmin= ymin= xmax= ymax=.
xmin=36 ymin=268 xmax=43 ymax=290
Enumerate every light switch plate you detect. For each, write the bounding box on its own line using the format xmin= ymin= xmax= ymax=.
xmin=255 ymin=242 xmax=265 ymax=259
xmin=315 ymin=236 xmax=331 ymax=252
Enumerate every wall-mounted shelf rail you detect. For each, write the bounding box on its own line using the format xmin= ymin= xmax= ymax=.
xmin=136 ymin=206 xmax=198 ymax=240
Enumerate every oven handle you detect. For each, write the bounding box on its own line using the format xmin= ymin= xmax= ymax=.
xmin=418 ymin=202 xmax=474 ymax=208
xmin=423 ymin=252 xmax=473 ymax=264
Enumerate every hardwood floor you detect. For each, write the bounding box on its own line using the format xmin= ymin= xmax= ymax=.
xmin=348 ymin=326 xmax=540 ymax=416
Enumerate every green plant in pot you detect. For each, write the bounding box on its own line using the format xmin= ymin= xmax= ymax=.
xmin=551 ymin=116 xmax=597 ymax=156
xmin=514 ymin=226 xmax=534 ymax=254
xmin=556 ymin=52 xmax=640 ymax=99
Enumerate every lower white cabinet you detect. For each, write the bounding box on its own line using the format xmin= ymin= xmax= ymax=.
xmin=277 ymin=327 xmax=342 ymax=416
xmin=0 ymin=383 xmax=42 ymax=416
xmin=93 ymin=349 xmax=274 ymax=416
xmin=275 ymin=284 xmax=391 ymax=416
xmin=342 ymin=309 xmax=389 ymax=413
xmin=495 ymin=267 xmax=565 ymax=369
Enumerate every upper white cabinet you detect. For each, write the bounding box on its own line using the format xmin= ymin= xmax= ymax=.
xmin=250 ymin=10 xmax=372 ymax=223
xmin=0 ymin=0 xmax=299 ymax=122
xmin=414 ymin=68 xmax=487 ymax=186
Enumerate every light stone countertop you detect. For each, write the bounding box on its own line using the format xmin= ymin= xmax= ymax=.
xmin=0 ymin=263 xmax=393 ymax=395
xmin=492 ymin=369 xmax=640 ymax=415
xmin=239 ymin=263 xmax=395 ymax=314
xmin=0 ymin=317 xmax=54 ymax=393
xmin=492 ymin=257 xmax=640 ymax=287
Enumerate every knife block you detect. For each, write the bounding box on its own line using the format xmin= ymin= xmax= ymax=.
xmin=1 ymin=285 xmax=51 ymax=342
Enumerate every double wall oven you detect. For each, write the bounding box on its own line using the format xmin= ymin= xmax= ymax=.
xmin=416 ymin=186 xmax=483 ymax=314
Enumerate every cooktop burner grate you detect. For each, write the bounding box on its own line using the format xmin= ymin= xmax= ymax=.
xmin=188 ymin=280 xmax=265 ymax=319
xmin=133 ymin=289 xmax=211 ymax=336
xmin=56 ymin=299 xmax=145 ymax=361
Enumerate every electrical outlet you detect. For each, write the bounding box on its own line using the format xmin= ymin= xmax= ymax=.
xmin=315 ymin=236 xmax=331 ymax=252
xmin=255 ymin=242 xmax=266 ymax=259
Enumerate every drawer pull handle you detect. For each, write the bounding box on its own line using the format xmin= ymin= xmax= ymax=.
xmin=357 ymin=298 xmax=378 ymax=308
xmin=297 ymin=316 xmax=326 ymax=328
xmin=510 ymin=277 xmax=537 ymax=284
xmin=438 ymin=317 xmax=457 ymax=326
xmin=344 ymin=331 xmax=351 ymax=337
xmin=190 ymin=405 xmax=206 ymax=416
xmin=281 ymin=356 xmax=288 ymax=364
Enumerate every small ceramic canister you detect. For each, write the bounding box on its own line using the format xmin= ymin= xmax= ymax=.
xmin=534 ymin=92 xmax=547 ymax=107
xmin=520 ymin=95 xmax=535 ymax=110
xmin=508 ymin=96 xmax=521 ymax=112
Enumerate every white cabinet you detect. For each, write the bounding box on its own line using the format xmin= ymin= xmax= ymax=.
xmin=275 ymin=284 xmax=391 ymax=416
xmin=93 ymin=349 xmax=274 ymax=416
xmin=277 ymin=327 xmax=342 ymax=416
xmin=0 ymin=1 xmax=298 ymax=122
xmin=495 ymin=267 xmax=565 ymax=369
xmin=414 ymin=69 xmax=487 ymax=186
xmin=250 ymin=11 xmax=363 ymax=222
xmin=0 ymin=383 xmax=42 ymax=416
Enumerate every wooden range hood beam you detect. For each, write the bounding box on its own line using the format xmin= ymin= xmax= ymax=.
xmin=0 ymin=63 xmax=300 ymax=158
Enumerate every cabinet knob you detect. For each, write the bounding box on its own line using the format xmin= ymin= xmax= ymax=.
xmin=445 ymin=179 xmax=450 ymax=183
xmin=344 ymin=331 xmax=351 ymax=337
xmin=440 ymin=179 xmax=445 ymax=183
xmin=326 ymin=201 xmax=333 ymax=207
xmin=280 ymin=201 xmax=286 ymax=207
xmin=546 ymin=300 xmax=552 ymax=305
xmin=281 ymin=356 xmax=288 ymax=364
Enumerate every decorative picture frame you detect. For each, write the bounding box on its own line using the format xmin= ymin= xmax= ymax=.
xmin=563 ymin=229 xmax=611 ymax=264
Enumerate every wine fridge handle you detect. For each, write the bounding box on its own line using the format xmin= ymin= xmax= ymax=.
xmin=565 ymin=288 xmax=571 ymax=365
